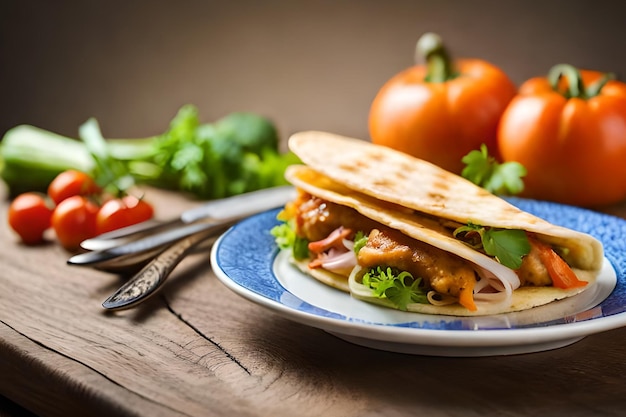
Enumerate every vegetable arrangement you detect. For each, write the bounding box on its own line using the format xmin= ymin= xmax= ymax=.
xmin=2 ymin=104 xmax=300 ymax=248
xmin=0 ymin=105 xmax=299 ymax=199
xmin=371 ymin=33 xmax=626 ymax=207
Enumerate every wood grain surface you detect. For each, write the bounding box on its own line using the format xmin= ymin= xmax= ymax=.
xmin=2 ymin=180 xmax=626 ymax=417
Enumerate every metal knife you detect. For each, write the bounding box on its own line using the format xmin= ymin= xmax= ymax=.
xmin=68 ymin=185 xmax=295 ymax=266
xmin=79 ymin=185 xmax=295 ymax=251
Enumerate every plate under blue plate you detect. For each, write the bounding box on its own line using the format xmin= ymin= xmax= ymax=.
xmin=211 ymin=197 xmax=626 ymax=356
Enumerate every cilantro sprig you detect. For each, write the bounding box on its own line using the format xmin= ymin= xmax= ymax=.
xmin=453 ymin=222 xmax=530 ymax=269
xmin=461 ymin=144 xmax=526 ymax=195
xmin=361 ymin=267 xmax=429 ymax=310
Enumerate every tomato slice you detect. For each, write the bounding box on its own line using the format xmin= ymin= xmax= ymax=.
xmin=532 ymin=239 xmax=587 ymax=289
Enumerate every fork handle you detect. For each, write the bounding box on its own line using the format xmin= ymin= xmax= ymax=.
xmin=101 ymin=227 xmax=216 ymax=311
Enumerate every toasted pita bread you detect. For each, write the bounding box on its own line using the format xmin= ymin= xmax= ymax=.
xmin=288 ymin=131 xmax=603 ymax=271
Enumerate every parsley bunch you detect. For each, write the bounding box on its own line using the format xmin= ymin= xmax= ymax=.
xmin=143 ymin=105 xmax=300 ymax=199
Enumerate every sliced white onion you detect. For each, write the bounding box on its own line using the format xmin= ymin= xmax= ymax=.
xmin=474 ymin=275 xmax=514 ymax=305
xmin=427 ymin=291 xmax=457 ymax=306
xmin=473 ymin=275 xmax=492 ymax=293
xmin=471 ymin=268 xmax=515 ymax=308
xmin=321 ymin=249 xmax=357 ymax=273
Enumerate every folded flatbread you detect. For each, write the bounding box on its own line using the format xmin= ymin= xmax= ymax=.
xmin=276 ymin=131 xmax=604 ymax=316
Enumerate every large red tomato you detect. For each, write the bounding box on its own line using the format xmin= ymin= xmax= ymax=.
xmin=369 ymin=33 xmax=516 ymax=174
xmin=498 ymin=64 xmax=626 ymax=207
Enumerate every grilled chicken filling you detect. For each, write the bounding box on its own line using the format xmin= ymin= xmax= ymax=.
xmin=296 ymin=193 xmax=378 ymax=242
xmin=294 ymin=193 xmax=478 ymax=305
xmin=291 ymin=191 xmax=585 ymax=312
xmin=516 ymin=242 xmax=552 ymax=286
xmin=359 ymin=228 xmax=477 ymax=300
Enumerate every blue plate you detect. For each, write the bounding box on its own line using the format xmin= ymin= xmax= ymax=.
xmin=211 ymin=198 xmax=626 ymax=356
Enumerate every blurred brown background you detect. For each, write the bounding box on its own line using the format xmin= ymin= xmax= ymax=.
xmin=1 ymin=0 xmax=625 ymax=143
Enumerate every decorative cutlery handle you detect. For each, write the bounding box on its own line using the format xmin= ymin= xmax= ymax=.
xmin=101 ymin=228 xmax=215 ymax=310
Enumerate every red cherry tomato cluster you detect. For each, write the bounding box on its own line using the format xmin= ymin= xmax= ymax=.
xmin=7 ymin=170 xmax=154 ymax=250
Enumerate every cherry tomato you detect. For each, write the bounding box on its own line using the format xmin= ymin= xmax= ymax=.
xmin=48 ymin=170 xmax=101 ymax=205
xmin=8 ymin=192 xmax=54 ymax=244
xmin=51 ymin=195 xmax=99 ymax=251
xmin=96 ymin=195 xmax=154 ymax=235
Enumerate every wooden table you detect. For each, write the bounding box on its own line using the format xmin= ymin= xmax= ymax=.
xmin=2 ymin=182 xmax=626 ymax=417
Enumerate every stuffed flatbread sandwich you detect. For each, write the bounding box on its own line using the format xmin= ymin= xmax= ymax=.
xmin=271 ymin=131 xmax=604 ymax=316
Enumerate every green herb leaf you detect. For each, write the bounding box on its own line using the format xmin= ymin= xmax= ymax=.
xmin=482 ymin=229 xmax=531 ymax=270
xmin=461 ymin=144 xmax=526 ymax=195
xmin=362 ymin=267 xmax=429 ymax=310
xmin=461 ymin=145 xmax=492 ymax=186
xmin=454 ymin=222 xmax=530 ymax=269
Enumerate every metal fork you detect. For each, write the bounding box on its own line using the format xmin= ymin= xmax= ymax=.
xmin=101 ymin=225 xmax=224 ymax=310
xmin=68 ymin=186 xmax=295 ymax=310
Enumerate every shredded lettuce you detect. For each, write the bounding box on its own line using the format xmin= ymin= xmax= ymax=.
xmin=353 ymin=231 xmax=368 ymax=254
xmin=270 ymin=221 xmax=309 ymax=260
xmin=361 ymin=266 xmax=429 ymax=310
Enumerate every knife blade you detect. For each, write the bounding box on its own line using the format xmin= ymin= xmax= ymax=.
xmin=79 ymin=185 xmax=295 ymax=251
xmin=68 ymin=185 xmax=295 ymax=266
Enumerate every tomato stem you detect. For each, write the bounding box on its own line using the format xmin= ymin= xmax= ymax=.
xmin=416 ymin=32 xmax=457 ymax=83
xmin=548 ymin=63 xmax=614 ymax=99
xmin=586 ymin=72 xmax=616 ymax=97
